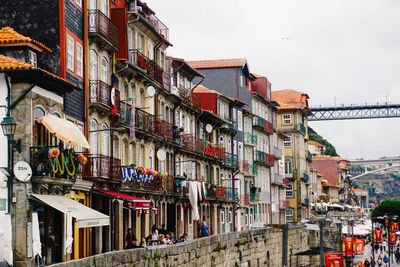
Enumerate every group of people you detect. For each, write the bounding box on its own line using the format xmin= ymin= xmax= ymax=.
xmin=125 ymin=222 xmax=206 ymax=249
xmin=355 ymin=255 xmax=390 ymax=267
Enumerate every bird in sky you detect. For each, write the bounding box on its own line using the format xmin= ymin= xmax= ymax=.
xmin=281 ymin=37 xmax=291 ymax=40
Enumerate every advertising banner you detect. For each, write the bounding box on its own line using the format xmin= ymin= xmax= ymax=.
xmin=324 ymin=253 xmax=344 ymax=267
xmin=392 ymin=222 xmax=399 ymax=232
xmin=342 ymin=236 xmax=355 ymax=257
xmin=354 ymin=239 xmax=365 ymax=255
xmin=374 ymin=229 xmax=383 ymax=243
xmin=390 ymin=233 xmax=397 ymax=244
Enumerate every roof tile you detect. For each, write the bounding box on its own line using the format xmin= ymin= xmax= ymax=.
xmin=187 ymin=58 xmax=246 ymax=69
xmin=0 ymin=27 xmax=52 ymax=53
xmin=271 ymin=89 xmax=310 ymax=112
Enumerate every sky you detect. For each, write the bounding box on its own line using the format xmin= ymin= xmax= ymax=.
xmin=150 ymin=0 xmax=400 ymax=159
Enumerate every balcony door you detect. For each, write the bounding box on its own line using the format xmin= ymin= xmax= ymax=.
xmin=89 ymin=119 xmax=98 ymax=155
xmin=101 ymin=124 xmax=109 ymax=156
xmin=90 ymin=49 xmax=98 ymax=81
xmin=100 ymin=0 xmax=108 ymax=16
xmin=101 ymin=57 xmax=108 ymax=84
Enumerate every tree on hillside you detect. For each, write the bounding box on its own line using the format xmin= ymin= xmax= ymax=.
xmin=371 ymin=200 xmax=400 ymax=220
xmin=308 ymin=127 xmax=339 ymax=157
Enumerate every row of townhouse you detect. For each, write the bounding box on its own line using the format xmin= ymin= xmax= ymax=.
xmin=0 ymin=0 xmax=313 ymax=266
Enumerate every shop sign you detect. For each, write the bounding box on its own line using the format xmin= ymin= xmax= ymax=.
xmin=354 ymin=239 xmax=365 ymax=255
xmin=374 ymin=229 xmax=383 ymax=243
xmin=324 ymin=253 xmax=344 ymax=267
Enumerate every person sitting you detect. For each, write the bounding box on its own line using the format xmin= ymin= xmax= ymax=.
xmin=139 ymin=237 xmax=146 ymax=248
xmin=145 ymin=236 xmax=153 ymax=247
xmin=169 ymin=232 xmax=176 ymax=244
xmin=176 ymin=233 xmax=188 ymax=243
xmin=125 ymin=228 xmax=137 ymax=249
xmin=159 ymin=234 xmax=167 ymax=245
xmin=159 ymin=224 xmax=168 ymax=236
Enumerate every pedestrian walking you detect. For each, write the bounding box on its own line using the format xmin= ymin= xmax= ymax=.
xmin=377 ymin=255 xmax=383 ymax=267
xmin=364 ymin=259 xmax=370 ymax=267
xmin=395 ymin=247 xmax=400 ymax=263
xmin=199 ymin=221 xmax=209 ymax=237
xmin=382 ymin=254 xmax=389 ymax=266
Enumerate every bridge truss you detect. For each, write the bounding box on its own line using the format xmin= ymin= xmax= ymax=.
xmin=309 ymin=103 xmax=400 ymax=121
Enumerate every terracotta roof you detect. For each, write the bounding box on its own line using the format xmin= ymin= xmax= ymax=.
xmin=271 ymin=89 xmax=310 ymax=112
xmin=307 ymin=140 xmax=324 ymax=147
xmin=0 ymin=55 xmax=35 ymax=70
xmin=0 ymin=55 xmax=75 ymax=87
xmin=166 ymin=56 xmax=204 ymax=77
xmin=313 ymin=156 xmax=349 ymax=162
xmin=187 ymin=58 xmax=246 ymax=69
xmin=0 ymin=27 xmax=52 ymax=53
xmin=252 ymin=73 xmax=265 ymax=78
xmin=322 ymin=182 xmax=340 ymax=188
xmin=353 ymin=188 xmax=367 ymax=193
xmin=193 ymin=85 xmax=219 ymax=94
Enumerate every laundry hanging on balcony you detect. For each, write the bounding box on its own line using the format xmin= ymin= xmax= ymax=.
xmin=37 ymin=114 xmax=90 ymax=149
xmin=110 ymin=73 xmax=117 ymax=115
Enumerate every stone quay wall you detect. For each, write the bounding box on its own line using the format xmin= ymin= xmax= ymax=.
xmin=50 ymin=227 xmax=320 ymax=267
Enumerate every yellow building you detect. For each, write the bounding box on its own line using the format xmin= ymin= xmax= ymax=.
xmin=271 ymin=89 xmax=312 ymax=223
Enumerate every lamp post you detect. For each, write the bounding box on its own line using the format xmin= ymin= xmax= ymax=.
xmin=1 ymin=115 xmax=21 ymax=213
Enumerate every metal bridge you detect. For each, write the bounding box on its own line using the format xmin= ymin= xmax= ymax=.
xmin=309 ymin=103 xmax=400 ymax=121
xmin=349 ymin=157 xmax=400 ymax=166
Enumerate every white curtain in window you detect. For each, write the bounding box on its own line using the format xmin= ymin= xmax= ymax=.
xmin=101 ymin=57 xmax=108 ymax=84
xmin=101 ymin=124 xmax=109 ymax=156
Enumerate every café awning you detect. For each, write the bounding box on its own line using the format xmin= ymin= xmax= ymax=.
xmin=32 ymin=194 xmax=109 ymax=228
xmin=96 ymin=190 xmax=150 ymax=212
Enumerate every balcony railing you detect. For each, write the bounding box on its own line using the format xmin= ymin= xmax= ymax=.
xmin=178 ymin=86 xmax=201 ymax=108
xmin=206 ymin=184 xmax=217 ymax=198
xmin=162 ymin=71 xmax=171 ymax=91
xmin=296 ymin=123 xmax=306 ymax=135
xmin=255 ymin=150 xmax=266 ymax=163
xmin=216 ymin=186 xmax=226 ymax=200
xmin=30 ymin=146 xmax=80 ymax=180
xmin=202 ymin=143 xmax=225 ymax=160
xmin=244 ymin=133 xmax=257 ymax=146
xmin=182 ymin=134 xmax=202 ymax=154
xmin=265 ymin=154 xmax=274 ymax=166
xmin=240 ymin=194 xmax=250 ymax=206
xmin=90 ymin=80 xmax=120 ymax=110
xmin=135 ymin=108 xmax=155 ymax=134
xmin=225 ymin=152 xmax=238 ymax=167
xmin=239 ymin=160 xmax=249 ymax=172
xmin=88 ymin=10 xmax=119 ymax=47
xmin=129 ymin=49 xmax=164 ymax=85
xmin=253 ymin=115 xmax=274 ymax=134
xmin=306 ymin=151 xmax=313 ymax=162
xmin=154 ymin=118 xmax=173 ymax=141
xmin=249 ymin=164 xmax=258 ymax=175
xmin=122 ymin=178 xmax=154 ymax=191
xmin=129 ymin=5 xmax=169 ymax=42
xmin=226 ymin=188 xmax=239 ymax=201
xmin=82 ymin=154 xmax=121 ymax=181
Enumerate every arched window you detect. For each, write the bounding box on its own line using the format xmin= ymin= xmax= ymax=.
xmin=101 ymin=123 xmax=109 ymax=156
xmin=129 ymin=142 xmax=135 ymax=166
xmin=52 ymin=112 xmax=61 ymax=118
xmin=101 ymin=57 xmax=108 ymax=84
xmin=113 ymin=136 xmax=119 ymax=159
xmin=89 ymin=119 xmax=98 ymax=154
xmin=34 ymin=106 xmax=46 ymax=120
xmin=122 ymin=139 xmax=128 ymax=165
xmin=89 ymin=50 xmax=98 ymax=80
xmin=140 ymin=144 xmax=145 ymax=167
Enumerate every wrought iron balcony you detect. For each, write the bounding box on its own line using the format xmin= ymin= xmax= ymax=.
xmin=178 ymin=86 xmax=201 ymax=108
xmin=129 ymin=49 xmax=164 ymax=85
xmin=240 ymin=194 xmax=250 ymax=206
xmin=216 ymin=186 xmax=226 ymax=200
xmin=253 ymin=115 xmax=274 ymax=134
xmin=244 ymin=133 xmax=257 ymax=146
xmin=306 ymin=151 xmax=313 ymax=162
xmin=154 ymin=118 xmax=173 ymax=141
xmin=206 ymin=184 xmax=217 ymax=198
xmin=82 ymin=154 xmax=121 ymax=182
xmin=226 ymin=188 xmax=239 ymax=201
xmin=202 ymin=142 xmax=226 ymax=160
xmin=88 ymin=9 xmax=119 ymax=48
xmin=119 ymin=100 xmax=132 ymax=125
xmin=239 ymin=160 xmax=249 ymax=173
xmin=135 ymin=108 xmax=155 ymax=134
xmin=121 ymin=178 xmax=155 ymax=192
xmin=182 ymin=134 xmax=203 ymax=154
xmin=255 ymin=150 xmax=266 ymax=163
xmin=225 ymin=152 xmax=238 ymax=167
xmin=89 ymin=80 xmax=120 ymax=110
xmin=265 ymin=154 xmax=274 ymax=167
xmin=30 ymin=146 xmax=80 ymax=180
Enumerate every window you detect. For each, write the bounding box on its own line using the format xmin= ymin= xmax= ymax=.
xmin=283 ymin=136 xmax=292 ymax=147
xmin=286 ymin=183 xmax=294 ymax=198
xmin=285 ymin=209 xmax=294 ymax=223
xmin=239 ymin=74 xmax=245 ymax=87
xmin=233 ymin=140 xmax=237 ymax=155
xmin=67 ymin=35 xmax=74 ymax=71
xmin=113 ymin=136 xmax=119 ymax=159
xmin=100 ymin=0 xmax=108 ymax=16
xmin=76 ymin=0 xmax=82 ymax=8
xmin=228 ymin=208 xmax=232 ymax=224
xmin=76 ymin=43 xmax=83 ymax=77
xmin=101 ymin=124 xmax=109 ymax=156
xmin=282 ymin=114 xmax=292 ymax=125
xmin=89 ymin=119 xmax=98 ymax=154
xmin=89 ymin=49 xmax=98 ymax=80
xmin=29 ymin=51 xmax=37 ymax=67
xmin=221 ymin=209 xmax=225 ymax=224
xmin=101 ymin=57 xmax=108 ymax=84
xmin=285 ymin=158 xmax=293 ymax=175
xmin=34 ymin=106 xmax=46 ymax=119
xmin=220 ymin=136 xmax=224 ymax=146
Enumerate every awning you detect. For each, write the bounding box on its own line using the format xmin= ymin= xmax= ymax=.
xmin=37 ymin=114 xmax=90 ymax=149
xmin=32 ymin=194 xmax=109 ymax=228
xmin=96 ymin=190 xmax=150 ymax=213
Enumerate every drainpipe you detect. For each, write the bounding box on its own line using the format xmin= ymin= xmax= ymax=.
xmin=190 ymin=76 xmax=204 ymax=93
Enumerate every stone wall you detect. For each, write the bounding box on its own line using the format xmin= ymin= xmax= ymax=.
xmin=49 ymin=227 xmax=320 ymax=267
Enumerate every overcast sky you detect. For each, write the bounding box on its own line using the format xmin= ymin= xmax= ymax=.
xmin=150 ymin=0 xmax=400 ymax=159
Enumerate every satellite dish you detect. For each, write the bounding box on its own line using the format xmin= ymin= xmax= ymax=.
xmin=147 ymin=86 xmax=155 ymax=97
xmin=156 ymin=149 xmax=166 ymax=161
xmin=171 ymin=86 xmax=179 ymax=96
xmin=205 ymin=124 xmax=213 ymax=133
xmin=14 ymin=161 xmax=32 ymax=182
